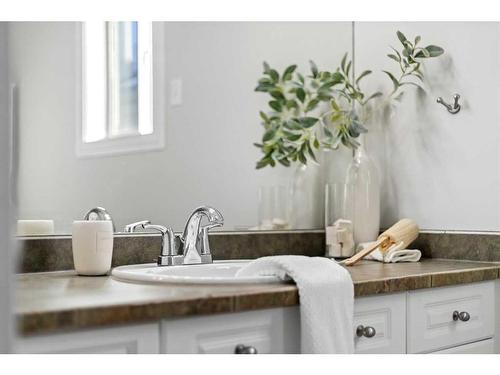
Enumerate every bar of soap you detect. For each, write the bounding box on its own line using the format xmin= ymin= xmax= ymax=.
xmin=17 ymin=220 xmax=55 ymax=236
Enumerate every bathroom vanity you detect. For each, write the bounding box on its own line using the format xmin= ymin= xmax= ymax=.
xmin=14 ymin=259 xmax=500 ymax=354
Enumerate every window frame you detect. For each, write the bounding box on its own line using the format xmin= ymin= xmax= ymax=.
xmin=75 ymin=22 xmax=165 ymax=158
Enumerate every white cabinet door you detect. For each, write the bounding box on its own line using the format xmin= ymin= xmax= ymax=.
xmin=353 ymin=292 xmax=406 ymax=354
xmin=15 ymin=323 xmax=160 ymax=354
xmin=431 ymin=339 xmax=495 ymax=354
xmin=408 ymin=281 xmax=494 ymax=353
xmin=161 ymin=307 xmax=300 ymax=354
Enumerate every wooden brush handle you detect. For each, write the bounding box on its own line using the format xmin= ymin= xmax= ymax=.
xmin=343 ymin=237 xmax=390 ymax=266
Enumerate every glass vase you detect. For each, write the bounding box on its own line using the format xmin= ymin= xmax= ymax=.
xmin=344 ymin=134 xmax=380 ymax=244
xmin=289 ymin=161 xmax=323 ymax=229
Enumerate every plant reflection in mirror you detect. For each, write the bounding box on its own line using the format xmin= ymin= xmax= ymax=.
xmin=254 ymin=30 xmax=444 ymax=169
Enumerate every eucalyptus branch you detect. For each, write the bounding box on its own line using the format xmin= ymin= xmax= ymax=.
xmin=384 ymin=31 xmax=444 ymax=101
xmin=253 ymin=31 xmax=445 ymax=170
xmin=253 ymin=61 xmax=342 ymax=169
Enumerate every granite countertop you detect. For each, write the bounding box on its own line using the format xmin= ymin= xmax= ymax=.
xmin=17 ymin=259 xmax=500 ymax=336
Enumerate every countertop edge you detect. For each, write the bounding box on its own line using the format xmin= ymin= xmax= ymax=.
xmin=16 ymin=261 xmax=500 ymax=337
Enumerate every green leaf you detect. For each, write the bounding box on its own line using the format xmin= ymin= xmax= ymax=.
xmin=330 ymin=98 xmax=340 ymax=112
xmin=262 ymin=128 xmax=276 ymax=142
xmin=268 ymin=100 xmax=282 ymax=112
xmin=390 ymin=47 xmax=402 ymax=60
xmin=313 ymin=138 xmax=320 ymax=149
xmin=286 ymin=133 xmax=301 ymax=142
xmin=285 ymin=100 xmax=298 ymax=110
xmin=396 ymin=31 xmax=408 ymax=45
xmin=318 ymin=80 xmax=338 ymax=92
xmin=255 ymin=83 xmax=274 ymax=92
xmin=330 ymin=71 xmax=344 ymax=84
xmin=270 ymin=89 xmax=285 ymax=100
xmin=323 ymin=126 xmax=333 ymax=138
xmin=296 ymin=87 xmax=306 ymax=103
xmin=259 ymin=111 xmax=269 ymax=122
xmin=277 ymin=158 xmax=291 ymax=167
xmin=263 ymin=61 xmax=271 ymax=74
xmin=415 ymin=48 xmax=430 ymax=58
xmin=424 ymin=45 xmax=444 ymax=57
xmin=306 ymin=141 xmax=317 ymax=162
xmin=297 ymin=73 xmax=305 ymax=84
xmin=355 ymin=70 xmax=372 ymax=85
xmin=286 ymin=119 xmax=302 ymax=130
xmin=298 ymin=150 xmax=307 ymax=165
xmin=253 ymin=142 xmax=263 ymax=148
xmin=414 ymin=35 xmax=421 ymax=46
xmin=309 ymin=60 xmax=318 ymax=78
xmin=299 ymin=117 xmax=319 ymax=128
xmin=256 ymin=157 xmax=271 ymax=169
xmin=340 ymin=53 xmax=347 ymax=72
xmin=387 ymin=54 xmax=401 ymax=63
xmin=305 ymin=98 xmax=320 ymax=112
xmin=345 ymin=61 xmax=352 ymax=78
xmin=269 ymin=69 xmax=279 ymax=82
xmin=383 ymin=70 xmax=400 ymax=92
xmin=319 ymin=71 xmax=331 ymax=80
xmin=283 ymin=64 xmax=297 ymax=81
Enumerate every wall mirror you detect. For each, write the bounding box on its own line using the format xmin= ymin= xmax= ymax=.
xmin=10 ymin=22 xmax=354 ymax=235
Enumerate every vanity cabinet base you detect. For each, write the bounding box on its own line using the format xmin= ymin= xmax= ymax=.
xmin=15 ymin=281 xmax=497 ymax=354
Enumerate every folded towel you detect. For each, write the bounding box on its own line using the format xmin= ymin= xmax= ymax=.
xmin=236 ymin=255 xmax=354 ymax=354
xmin=358 ymin=241 xmax=421 ymax=263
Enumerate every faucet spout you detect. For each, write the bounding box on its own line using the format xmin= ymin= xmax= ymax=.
xmin=181 ymin=206 xmax=224 ymax=264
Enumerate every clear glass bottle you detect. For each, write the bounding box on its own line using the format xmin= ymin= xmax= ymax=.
xmin=289 ymin=162 xmax=323 ymax=229
xmin=344 ymin=135 xmax=380 ymax=244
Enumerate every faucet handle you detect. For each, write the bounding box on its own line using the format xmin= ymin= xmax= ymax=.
xmin=125 ymin=221 xmax=182 ymax=266
xmin=140 ymin=224 xmax=177 ymax=260
xmin=124 ymin=220 xmax=151 ymax=233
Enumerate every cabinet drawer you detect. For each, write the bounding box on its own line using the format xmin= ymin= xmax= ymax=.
xmin=431 ymin=339 xmax=495 ymax=354
xmin=353 ymin=292 xmax=406 ymax=354
xmin=408 ymin=281 xmax=494 ymax=353
xmin=15 ymin=323 xmax=160 ymax=354
xmin=161 ymin=307 xmax=300 ymax=354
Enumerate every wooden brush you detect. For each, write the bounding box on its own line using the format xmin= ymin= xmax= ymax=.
xmin=342 ymin=218 xmax=419 ymax=266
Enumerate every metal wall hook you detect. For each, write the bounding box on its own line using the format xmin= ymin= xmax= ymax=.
xmin=437 ymin=94 xmax=461 ymax=114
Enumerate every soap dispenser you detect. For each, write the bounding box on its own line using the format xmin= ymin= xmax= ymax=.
xmin=72 ymin=207 xmax=114 ymax=275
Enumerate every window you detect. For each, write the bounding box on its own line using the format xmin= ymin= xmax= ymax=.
xmin=76 ymin=21 xmax=164 ymax=157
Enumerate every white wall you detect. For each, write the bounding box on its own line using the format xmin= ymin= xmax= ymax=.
xmin=9 ymin=22 xmax=353 ymax=233
xmin=0 ymin=22 xmax=13 ymax=353
xmin=355 ymin=22 xmax=500 ymax=231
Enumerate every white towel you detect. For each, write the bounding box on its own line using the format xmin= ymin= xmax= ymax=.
xmin=236 ymin=255 xmax=354 ymax=354
xmin=359 ymin=241 xmax=422 ymax=263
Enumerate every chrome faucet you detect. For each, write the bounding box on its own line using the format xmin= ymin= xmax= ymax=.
xmin=124 ymin=220 xmax=180 ymax=266
xmin=124 ymin=206 xmax=224 ymax=267
xmin=180 ymin=206 xmax=224 ymax=264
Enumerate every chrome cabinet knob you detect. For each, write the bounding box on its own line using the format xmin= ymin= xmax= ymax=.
xmin=356 ymin=325 xmax=376 ymax=338
xmin=453 ymin=310 xmax=470 ymax=322
xmin=234 ymin=344 xmax=258 ymax=354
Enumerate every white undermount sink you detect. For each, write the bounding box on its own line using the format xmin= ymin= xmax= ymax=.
xmin=111 ymin=260 xmax=283 ymax=285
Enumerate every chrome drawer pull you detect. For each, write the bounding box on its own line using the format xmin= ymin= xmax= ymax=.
xmin=234 ymin=344 xmax=258 ymax=354
xmin=452 ymin=310 xmax=470 ymax=322
xmin=356 ymin=325 xmax=376 ymax=338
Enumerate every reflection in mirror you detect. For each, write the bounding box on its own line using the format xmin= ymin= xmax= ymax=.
xmin=9 ymin=22 xmax=353 ymax=235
